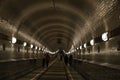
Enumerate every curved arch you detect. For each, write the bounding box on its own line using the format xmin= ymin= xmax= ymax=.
xmin=45 ymin=36 xmax=73 ymax=44
xmin=33 ymin=23 xmax=75 ymax=38
xmin=18 ymin=11 xmax=83 ymax=39
xmin=41 ymin=36 xmax=72 ymax=51
xmin=35 ymin=26 xmax=74 ymax=38
xmin=45 ymin=37 xmax=72 ymax=46
xmin=39 ymin=31 xmax=71 ymax=39
xmin=39 ymin=32 xmax=73 ymax=44
xmin=41 ymin=38 xmax=72 ymax=46
xmin=37 ymin=28 xmax=73 ymax=39
xmin=40 ymin=32 xmax=73 ymax=44
xmin=46 ymin=37 xmax=73 ymax=48
xmin=31 ymin=20 xmax=77 ymax=38
xmin=16 ymin=2 xmax=86 ymax=26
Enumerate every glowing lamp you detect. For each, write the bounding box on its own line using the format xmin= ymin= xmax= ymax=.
xmin=30 ymin=44 xmax=33 ymax=48
xmin=39 ymin=47 xmax=41 ymax=50
xmin=102 ymin=32 xmax=108 ymax=41
xmin=84 ymin=43 xmax=87 ymax=48
xmin=35 ymin=46 xmax=38 ymax=50
xmin=80 ymin=46 xmax=82 ymax=49
xmin=77 ymin=48 xmax=79 ymax=50
xmin=23 ymin=42 xmax=27 ymax=46
xmin=12 ymin=37 xmax=17 ymax=44
xmin=90 ymin=39 xmax=94 ymax=46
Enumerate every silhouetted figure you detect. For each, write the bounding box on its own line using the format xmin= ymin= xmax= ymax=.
xmin=64 ymin=54 xmax=68 ymax=65
xmin=45 ymin=53 xmax=50 ymax=67
xmin=42 ymin=54 xmax=46 ymax=68
xmin=69 ymin=54 xmax=73 ymax=66
xmin=60 ymin=54 xmax=63 ymax=61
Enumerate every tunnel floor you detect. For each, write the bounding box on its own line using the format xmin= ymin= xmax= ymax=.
xmin=17 ymin=59 xmax=85 ymax=80
xmin=38 ymin=61 xmax=67 ymax=80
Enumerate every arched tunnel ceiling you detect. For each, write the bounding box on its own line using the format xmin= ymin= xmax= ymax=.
xmin=0 ymin=0 xmax=120 ymax=52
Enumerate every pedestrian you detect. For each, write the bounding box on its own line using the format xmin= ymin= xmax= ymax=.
xmin=45 ymin=53 xmax=50 ymax=68
xmin=64 ymin=54 xmax=68 ymax=65
xmin=69 ymin=54 xmax=73 ymax=66
xmin=42 ymin=54 xmax=46 ymax=68
xmin=60 ymin=54 xmax=63 ymax=61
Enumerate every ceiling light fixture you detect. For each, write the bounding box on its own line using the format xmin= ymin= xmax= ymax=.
xmin=12 ymin=37 xmax=17 ymax=44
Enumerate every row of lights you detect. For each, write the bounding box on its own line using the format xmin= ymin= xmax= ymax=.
xmin=78 ymin=32 xmax=109 ymax=49
xmin=67 ymin=32 xmax=109 ymax=54
xmin=78 ymin=39 xmax=94 ymax=50
xmin=12 ymin=37 xmax=41 ymax=50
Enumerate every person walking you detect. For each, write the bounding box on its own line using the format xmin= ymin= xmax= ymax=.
xmin=69 ymin=54 xmax=73 ymax=66
xmin=45 ymin=53 xmax=50 ymax=68
xmin=60 ymin=54 xmax=63 ymax=61
xmin=42 ymin=54 xmax=46 ymax=68
xmin=64 ymin=54 xmax=68 ymax=65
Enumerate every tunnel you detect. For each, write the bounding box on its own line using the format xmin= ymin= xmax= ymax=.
xmin=0 ymin=0 xmax=120 ymax=80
